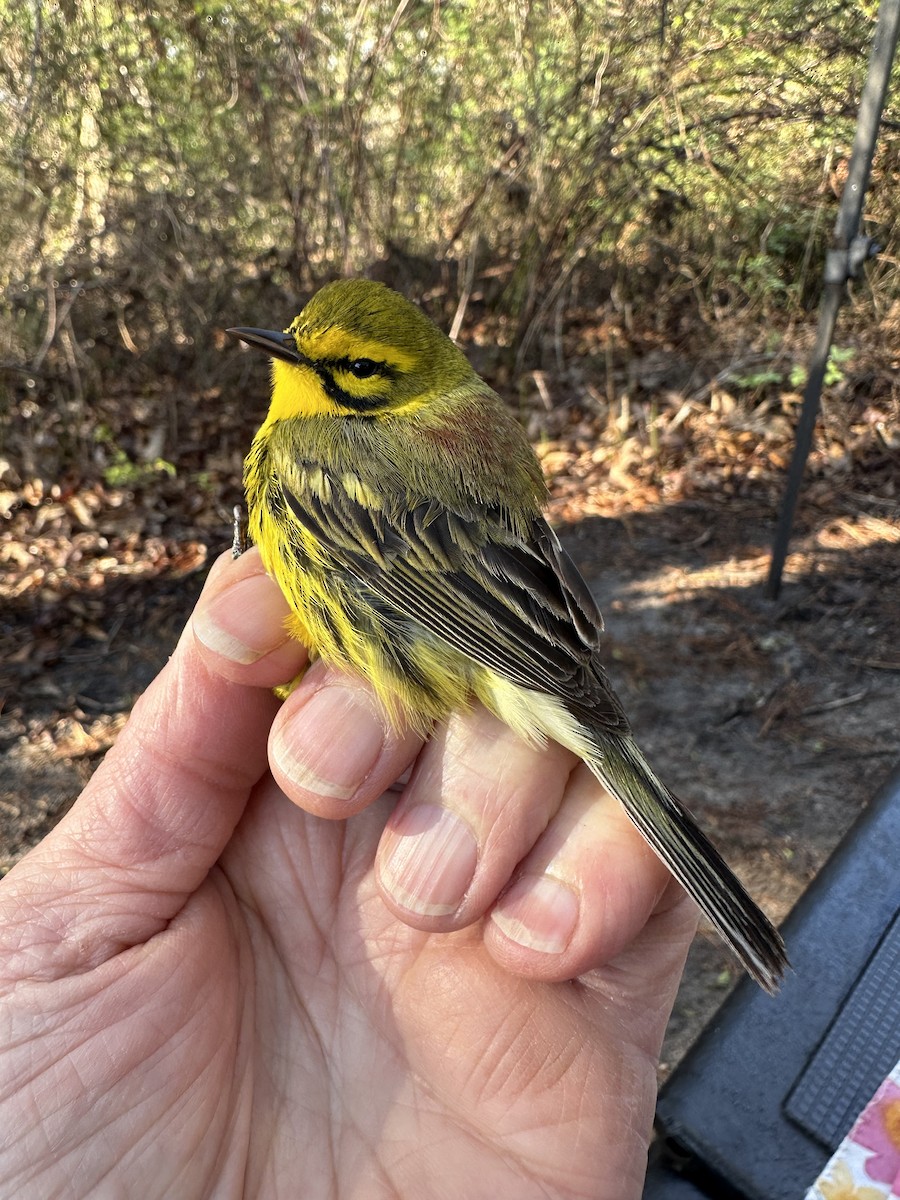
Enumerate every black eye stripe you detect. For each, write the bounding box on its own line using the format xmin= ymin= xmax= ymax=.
xmin=315 ymin=365 xmax=387 ymax=413
xmin=323 ymin=356 xmax=397 ymax=381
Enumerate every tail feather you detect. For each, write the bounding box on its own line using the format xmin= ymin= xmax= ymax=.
xmin=587 ymin=735 xmax=788 ymax=993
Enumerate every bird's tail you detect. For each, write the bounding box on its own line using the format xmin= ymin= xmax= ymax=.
xmin=586 ymin=734 xmax=788 ymax=993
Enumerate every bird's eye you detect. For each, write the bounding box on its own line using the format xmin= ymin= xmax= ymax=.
xmin=348 ymin=358 xmax=379 ymax=379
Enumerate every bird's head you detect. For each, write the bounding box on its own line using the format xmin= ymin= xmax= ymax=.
xmin=229 ymin=280 xmax=475 ymax=422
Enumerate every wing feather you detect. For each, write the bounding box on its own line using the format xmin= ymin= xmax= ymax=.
xmin=281 ymin=475 xmax=628 ymax=732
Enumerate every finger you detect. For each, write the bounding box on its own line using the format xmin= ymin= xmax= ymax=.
xmin=484 ymin=765 xmax=689 ymax=982
xmin=267 ymin=664 xmax=424 ymax=818
xmin=0 ymin=551 xmax=281 ymax=980
xmin=375 ymin=706 xmax=576 ymax=929
xmin=193 ymin=545 xmax=308 ymax=686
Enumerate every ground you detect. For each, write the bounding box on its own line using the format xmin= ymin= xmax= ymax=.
xmin=569 ymin=498 xmax=900 ymax=1070
xmin=1 ymin=332 xmax=899 ymax=1075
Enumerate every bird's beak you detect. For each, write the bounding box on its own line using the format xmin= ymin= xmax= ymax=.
xmin=226 ymin=326 xmax=309 ymax=366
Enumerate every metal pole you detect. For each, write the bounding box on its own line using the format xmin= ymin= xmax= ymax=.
xmin=766 ymin=0 xmax=900 ymax=599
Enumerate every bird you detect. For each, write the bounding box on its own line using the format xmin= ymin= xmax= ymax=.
xmin=228 ymin=278 xmax=788 ymax=992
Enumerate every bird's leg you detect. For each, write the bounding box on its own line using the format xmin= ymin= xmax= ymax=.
xmin=232 ymin=504 xmax=250 ymax=559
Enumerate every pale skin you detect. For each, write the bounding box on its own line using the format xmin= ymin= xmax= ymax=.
xmin=0 ymin=549 xmax=698 ymax=1199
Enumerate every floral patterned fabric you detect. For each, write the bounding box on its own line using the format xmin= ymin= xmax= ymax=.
xmin=807 ymin=1064 xmax=900 ymax=1200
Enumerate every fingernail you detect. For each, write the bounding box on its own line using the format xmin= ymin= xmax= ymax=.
xmin=194 ymin=575 xmax=290 ymax=663
xmin=491 ymin=875 xmax=579 ymax=954
xmin=271 ymin=684 xmax=384 ymax=800
xmin=379 ymin=804 xmax=478 ymax=917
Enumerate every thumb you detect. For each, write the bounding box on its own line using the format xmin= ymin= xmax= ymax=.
xmin=0 ymin=550 xmax=302 ymax=980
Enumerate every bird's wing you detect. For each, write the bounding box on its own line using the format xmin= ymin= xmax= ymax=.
xmin=280 ymin=476 xmax=629 ymax=732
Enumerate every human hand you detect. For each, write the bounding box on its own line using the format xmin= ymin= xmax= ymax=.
xmin=0 ymin=548 xmax=697 ymax=1199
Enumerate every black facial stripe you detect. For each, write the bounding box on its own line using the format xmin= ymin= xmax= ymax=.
xmin=315 ymin=365 xmax=389 ymax=413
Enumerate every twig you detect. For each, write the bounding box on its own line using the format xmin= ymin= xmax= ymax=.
xmin=31 ymin=280 xmax=82 ymax=372
xmin=31 ymin=275 xmax=57 ymax=372
xmin=531 ymin=371 xmax=552 ymax=411
xmin=116 ymin=302 xmax=139 ymax=355
xmin=798 ymin=690 xmax=869 ymax=717
xmin=59 ymin=317 xmax=84 ymax=405
xmin=449 ymin=240 xmax=477 ymax=343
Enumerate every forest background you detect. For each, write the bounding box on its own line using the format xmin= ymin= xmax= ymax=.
xmin=1 ymin=0 xmax=899 ymax=1062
